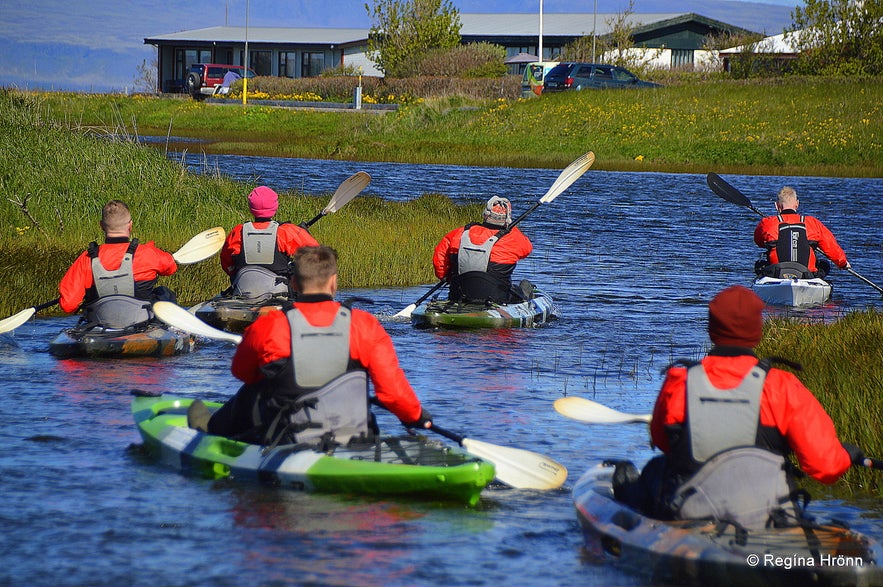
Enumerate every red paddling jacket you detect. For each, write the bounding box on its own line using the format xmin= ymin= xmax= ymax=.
xmin=231 ymin=296 xmax=424 ymax=424
xmin=220 ymin=221 xmax=319 ymax=278
xmin=58 ymin=237 xmax=177 ymax=313
xmin=651 ymin=350 xmax=851 ymax=485
xmin=753 ymin=211 xmax=848 ymax=272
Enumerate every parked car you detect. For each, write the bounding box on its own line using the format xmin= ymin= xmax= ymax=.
xmin=185 ymin=64 xmax=256 ymax=100
xmin=542 ymin=63 xmax=660 ymax=92
xmin=520 ymin=61 xmax=559 ymax=98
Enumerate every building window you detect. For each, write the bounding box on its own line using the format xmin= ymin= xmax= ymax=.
xmin=176 ymin=49 xmax=212 ymax=80
xmin=301 ymin=52 xmax=325 ymax=77
xmin=250 ymin=50 xmax=273 ymax=75
xmin=279 ymin=51 xmax=298 ymax=77
xmin=671 ymin=49 xmax=694 ymax=68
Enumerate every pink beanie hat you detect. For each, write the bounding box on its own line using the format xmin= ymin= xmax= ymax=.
xmin=248 ymin=186 xmax=279 ymax=218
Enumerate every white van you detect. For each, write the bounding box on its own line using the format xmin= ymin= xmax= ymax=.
xmin=521 ymin=61 xmax=559 ymax=98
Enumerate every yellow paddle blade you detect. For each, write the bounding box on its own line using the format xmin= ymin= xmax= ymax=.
xmin=172 ymin=227 xmax=226 ymax=265
xmin=0 ymin=308 xmax=37 ymax=335
xmin=461 ymin=437 xmax=568 ymax=490
xmin=554 ymin=397 xmax=652 ymax=425
xmin=153 ymin=301 xmax=242 ymax=344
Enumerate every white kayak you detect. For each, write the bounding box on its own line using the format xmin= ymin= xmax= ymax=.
xmin=753 ymin=275 xmax=832 ymax=307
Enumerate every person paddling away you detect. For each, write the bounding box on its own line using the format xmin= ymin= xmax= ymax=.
xmin=188 ymin=245 xmax=433 ymax=448
xmin=614 ymin=285 xmax=864 ymax=530
xmin=753 ymin=186 xmax=850 ymax=279
xmin=220 ymin=186 xmax=319 ymax=300
xmin=433 ymin=196 xmax=534 ymax=304
xmin=58 ymin=200 xmax=178 ymax=329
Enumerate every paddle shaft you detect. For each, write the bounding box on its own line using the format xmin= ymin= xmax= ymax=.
xmin=707 ymin=173 xmax=883 ymax=296
xmin=429 ymin=424 xmax=465 ymax=444
xmin=34 ymin=298 xmax=61 ymax=312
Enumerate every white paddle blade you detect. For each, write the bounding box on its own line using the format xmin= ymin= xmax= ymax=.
xmin=172 ymin=227 xmax=226 ymax=265
xmin=461 ymin=438 xmax=568 ymax=490
xmin=0 ymin=308 xmax=37 ymax=335
xmin=540 ymin=151 xmax=595 ymax=203
xmin=554 ymin=397 xmax=651 ymax=425
xmin=153 ymin=301 xmax=242 ymax=344
xmin=324 ymin=171 xmax=371 ymax=214
xmin=393 ymin=303 xmax=417 ymax=319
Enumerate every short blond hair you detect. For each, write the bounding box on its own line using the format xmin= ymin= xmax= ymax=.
xmin=291 ymin=246 xmax=338 ymax=290
xmin=101 ymin=200 xmax=132 ymax=232
xmin=777 ymin=186 xmax=798 ymax=208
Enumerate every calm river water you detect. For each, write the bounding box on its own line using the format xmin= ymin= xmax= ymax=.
xmin=2 ymin=155 xmax=881 ymax=586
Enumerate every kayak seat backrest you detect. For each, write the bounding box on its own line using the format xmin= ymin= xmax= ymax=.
xmin=760 ymin=262 xmax=814 ymax=280
xmin=83 ymin=294 xmax=152 ymax=329
xmin=265 ymin=370 xmax=372 ymax=448
xmin=452 ymin=271 xmax=512 ymax=304
xmin=232 ymin=265 xmax=289 ymax=299
xmin=672 ymin=447 xmax=797 ymax=531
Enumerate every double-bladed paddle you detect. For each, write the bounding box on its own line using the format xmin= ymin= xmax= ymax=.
xmin=153 ymin=300 xmax=566 ymax=489
xmin=0 ymin=226 xmax=227 ymax=335
xmin=301 ymin=171 xmax=371 ymax=228
xmin=706 ymin=172 xmax=883 ymax=297
xmin=393 ymin=151 xmax=596 ymax=319
xmin=553 ymin=396 xmax=652 ymax=424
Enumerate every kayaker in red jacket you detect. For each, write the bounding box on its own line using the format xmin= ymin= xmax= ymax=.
xmin=220 ymin=186 xmax=319 ymax=296
xmin=433 ymin=197 xmax=533 ymax=303
xmin=190 ymin=245 xmax=431 ymax=445
xmin=753 ymin=186 xmax=849 ymax=278
xmin=58 ymin=200 xmax=178 ymax=315
xmin=614 ymin=285 xmax=862 ymax=521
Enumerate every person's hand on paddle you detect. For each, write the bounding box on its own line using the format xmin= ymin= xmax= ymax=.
xmin=407 ymin=408 xmax=433 ymax=429
xmin=842 ymin=442 xmax=865 ymax=466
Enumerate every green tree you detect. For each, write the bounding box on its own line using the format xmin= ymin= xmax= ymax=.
xmin=789 ymin=0 xmax=883 ymax=75
xmin=365 ymin=0 xmax=462 ymax=78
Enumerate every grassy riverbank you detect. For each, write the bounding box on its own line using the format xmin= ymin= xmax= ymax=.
xmin=0 ymin=88 xmax=478 ymax=314
xmin=1 ymin=86 xmax=880 ymax=494
xmin=28 ymin=76 xmax=883 ymax=177
xmin=757 ymin=311 xmax=883 ymax=494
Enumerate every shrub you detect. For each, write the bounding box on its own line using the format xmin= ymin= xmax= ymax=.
xmin=417 ymin=42 xmax=507 ymax=78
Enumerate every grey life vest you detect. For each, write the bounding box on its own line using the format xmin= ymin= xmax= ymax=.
xmin=242 ymin=221 xmax=279 ymax=264
xmin=266 ymin=306 xmax=369 ymax=446
xmin=674 ymin=363 xmax=797 ymax=530
xmin=457 ymin=227 xmax=498 ymax=274
xmin=232 ymin=222 xmax=289 ymax=298
xmin=686 ymin=363 xmax=765 ymax=463
xmin=91 ymin=241 xmax=137 ymax=298
xmin=84 ymin=240 xmax=152 ymax=328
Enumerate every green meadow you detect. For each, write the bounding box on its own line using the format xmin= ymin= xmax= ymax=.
xmin=26 ymin=76 xmax=883 ymax=177
xmin=1 ymin=84 xmax=880 ymax=493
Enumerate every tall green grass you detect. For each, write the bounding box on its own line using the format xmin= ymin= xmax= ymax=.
xmin=0 ymin=89 xmax=479 ymax=315
xmin=21 ymin=77 xmax=883 ymax=177
xmin=757 ymin=310 xmax=883 ymax=495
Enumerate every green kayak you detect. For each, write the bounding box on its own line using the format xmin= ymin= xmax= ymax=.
xmin=132 ymin=395 xmax=495 ymax=505
xmin=411 ymin=289 xmax=559 ymax=329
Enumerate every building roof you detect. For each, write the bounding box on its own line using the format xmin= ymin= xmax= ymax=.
xmin=144 ymin=26 xmax=369 ymax=46
xmin=144 ymin=12 xmax=706 ymax=46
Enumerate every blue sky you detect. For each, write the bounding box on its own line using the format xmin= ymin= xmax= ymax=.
xmin=0 ymin=0 xmax=801 ymax=92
